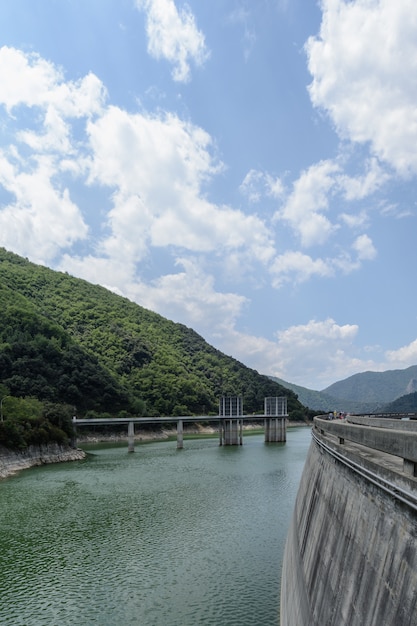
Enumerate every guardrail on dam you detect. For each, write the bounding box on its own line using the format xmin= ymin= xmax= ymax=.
xmin=281 ymin=415 xmax=417 ymax=626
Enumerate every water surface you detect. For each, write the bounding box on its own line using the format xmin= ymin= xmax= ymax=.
xmin=0 ymin=428 xmax=311 ymax=625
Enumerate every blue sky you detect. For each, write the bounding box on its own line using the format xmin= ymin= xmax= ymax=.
xmin=0 ymin=0 xmax=416 ymax=391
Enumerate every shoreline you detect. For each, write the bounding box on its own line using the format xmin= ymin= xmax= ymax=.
xmin=0 ymin=443 xmax=86 ymax=480
xmin=0 ymin=421 xmax=311 ymax=479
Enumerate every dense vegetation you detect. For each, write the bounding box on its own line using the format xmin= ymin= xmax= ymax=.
xmin=323 ymin=366 xmax=417 ymax=405
xmin=383 ymin=392 xmax=417 ymax=413
xmin=0 ymin=389 xmax=74 ymax=449
xmin=0 ymin=248 xmax=308 ymax=447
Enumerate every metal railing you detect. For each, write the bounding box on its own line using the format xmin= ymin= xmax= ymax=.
xmin=312 ymin=428 xmax=417 ymax=512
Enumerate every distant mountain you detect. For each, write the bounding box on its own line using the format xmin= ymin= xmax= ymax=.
xmin=323 ymin=365 xmax=417 ymax=406
xmin=273 ymin=366 xmax=417 ymax=413
xmin=271 ymin=377 xmax=377 ymax=413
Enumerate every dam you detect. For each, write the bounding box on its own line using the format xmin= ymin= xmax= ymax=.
xmin=281 ymin=414 xmax=417 ymax=626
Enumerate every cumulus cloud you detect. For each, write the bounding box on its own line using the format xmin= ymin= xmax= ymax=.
xmin=135 ymin=0 xmax=209 ymax=82
xmin=215 ymin=317 xmax=375 ymax=390
xmin=352 ymin=234 xmax=377 ymax=261
xmin=270 ymin=251 xmax=333 ymax=288
xmin=306 ymin=0 xmax=417 ymax=176
xmin=338 ymin=158 xmax=389 ymax=201
xmin=124 ymin=257 xmax=248 ymax=334
xmin=86 ymin=106 xmax=275 ymax=267
xmin=0 ymin=46 xmax=106 ymax=262
xmin=0 ymin=46 xmax=105 ymax=115
xmin=274 ymin=160 xmax=340 ymax=247
xmin=0 ymin=154 xmax=88 ymax=263
xmin=386 ymin=339 xmax=417 ymax=367
xmin=271 ymin=318 xmax=363 ymax=388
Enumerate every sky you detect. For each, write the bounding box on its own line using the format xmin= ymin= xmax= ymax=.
xmin=0 ymin=0 xmax=417 ymax=391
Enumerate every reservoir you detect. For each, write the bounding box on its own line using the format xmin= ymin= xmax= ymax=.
xmin=0 ymin=427 xmax=310 ymax=626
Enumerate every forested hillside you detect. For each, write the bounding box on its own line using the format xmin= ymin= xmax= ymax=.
xmin=383 ymin=392 xmax=417 ymax=413
xmin=0 ymin=248 xmax=306 ymax=443
xmin=323 ymin=365 xmax=417 ymax=405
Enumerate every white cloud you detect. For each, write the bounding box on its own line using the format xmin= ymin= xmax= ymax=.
xmin=271 ymin=318 xmax=363 ymax=389
xmin=386 ymin=339 xmax=417 ymax=368
xmin=136 ymin=0 xmax=210 ymax=82
xmin=58 ymin=254 xmax=135 ymax=296
xmin=270 ymin=251 xmax=333 ymax=287
xmin=0 ymin=47 xmax=106 ymax=263
xmin=339 ymin=210 xmax=369 ymax=230
xmin=125 ymin=257 xmax=248 ymax=333
xmin=274 ymin=160 xmax=340 ymax=247
xmin=240 ymin=169 xmax=284 ymax=203
xmin=306 ymin=0 xmax=417 ymax=176
xmin=0 ymin=46 xmax=105 ymax=124
xmin=214 ymin=317 xmax=376 ymax=390
xmin=86 ymin=105 xmax=275 ymax=268
xmin=338 ymin=158 xmax=389 ymax=201
xmin=0 ymin=155 xmax=88 ymax=263
xmin=352 ymin=234 xmax=377 ymax=261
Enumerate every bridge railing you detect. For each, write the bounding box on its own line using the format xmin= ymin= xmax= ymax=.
xmin=314 ymin=416 xmax=417 ymax=477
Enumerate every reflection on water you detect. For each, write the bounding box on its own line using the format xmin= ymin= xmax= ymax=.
xmin=0 ymin=429 xmax=310 ymax=626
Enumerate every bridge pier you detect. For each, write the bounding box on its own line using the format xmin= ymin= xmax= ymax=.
xmin=71 ymin=418 xmax=77 ymax=449
xmin=177 ymin=419 xmax=183 ymax=449
xmin=264 ymin=417 xmax=286 ymax=443
xmin=128 ymin=421 xmax=135 ymax=452
xmin=220 ymin=419 xmax=243 ymax=445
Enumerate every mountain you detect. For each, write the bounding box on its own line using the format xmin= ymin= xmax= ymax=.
xmin=0 ymin=248 xmax=304 ymax=420
xmin=273 ymin=365 xmax=417 ymax=414
xmin=322 ymin=365 xmax=417 ymax=406
xmin=271 ymin=377 xmax=377 ymax=413
xmin=384 ymin=392 xmax=417 ymax=413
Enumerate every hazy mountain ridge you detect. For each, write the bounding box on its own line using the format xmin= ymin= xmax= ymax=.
xmin=273 ymin=366 xmax=417 ymax=413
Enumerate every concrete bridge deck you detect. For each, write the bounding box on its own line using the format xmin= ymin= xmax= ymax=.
xmin=72 ymin=414 xmax=288 ymax=450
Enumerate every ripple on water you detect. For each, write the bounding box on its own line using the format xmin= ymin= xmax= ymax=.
xmin=0 ymin=431 xmax=311 ymax=625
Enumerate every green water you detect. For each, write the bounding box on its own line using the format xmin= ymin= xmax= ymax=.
xmin=0 ymin=428 xmax=311 ymax=626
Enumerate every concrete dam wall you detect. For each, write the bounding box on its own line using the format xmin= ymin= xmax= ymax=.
xmin=281 ymin=417 xmax=417 ymax=626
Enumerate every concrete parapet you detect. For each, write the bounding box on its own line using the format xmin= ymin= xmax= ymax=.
xmin=347 ymin=415 xmax=417 ymax=431
xmin=314 ymin=416 xmax=417 ymax=475
xmin=281 ymin=434 xmax=417 ymax=625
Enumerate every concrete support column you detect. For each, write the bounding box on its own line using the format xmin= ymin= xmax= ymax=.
xmin=264 ymin=417 xmax=286 ymax=443
xmin=128 ymin=421 xmax=135 ymax=453
xmin=221 ymin=419 xmax=242 ymax=445
xmin=177 ymin=419 xmax=183 ymax=449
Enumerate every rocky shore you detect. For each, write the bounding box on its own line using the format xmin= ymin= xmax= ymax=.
xmin=0 ymin=443 xmax=86 ymax=480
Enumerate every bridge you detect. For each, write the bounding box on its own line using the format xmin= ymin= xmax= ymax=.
xmin=72 ymin=396 xmax=288 ymax=451
xmin=281 ymin=413 xmax=417 ymax=626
